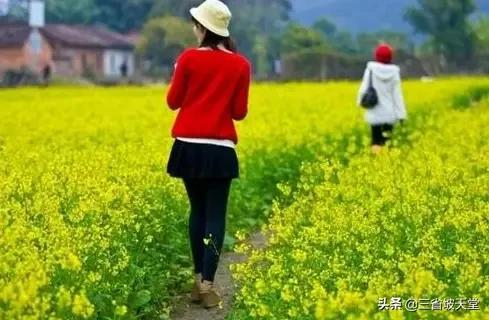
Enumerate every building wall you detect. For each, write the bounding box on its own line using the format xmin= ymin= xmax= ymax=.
xmin=103 ymin=49 xmax=134 ymax=77
xmin=24 ymin=30 xmax=53 ymax=73
xmin=0 ymin=47 xmax=26 ymax=72
xmin=51 ymin=46 xmax=104 ymax=78
xmin=0 ymin=32 xmax=135 ymax=79
xmin=0 ymin=31 xmax=52 ymax=74
xmin=72 ymin=48 xmax=104 ymax=77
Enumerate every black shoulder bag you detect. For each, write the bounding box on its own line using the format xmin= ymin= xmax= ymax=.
xmin=360 ymin=70 xmax=378 ymax=109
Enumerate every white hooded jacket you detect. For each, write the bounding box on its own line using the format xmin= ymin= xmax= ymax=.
xmin=357 ymin=61 xmax=407 ymax=125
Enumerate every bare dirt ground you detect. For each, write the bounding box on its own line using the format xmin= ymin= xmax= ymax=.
xmin=170 ymin=233 xmax=267 ymax=320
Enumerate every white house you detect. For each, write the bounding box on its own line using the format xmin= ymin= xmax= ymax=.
xmin=104 ymin=49 xmax=135 ymax=78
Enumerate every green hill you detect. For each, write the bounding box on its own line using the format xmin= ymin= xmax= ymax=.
xmin=291 ymin=0 xmax=489 ymax=33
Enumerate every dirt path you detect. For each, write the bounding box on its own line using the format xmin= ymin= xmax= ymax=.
xmin=170 ymin=233 xmax=267 ymax=320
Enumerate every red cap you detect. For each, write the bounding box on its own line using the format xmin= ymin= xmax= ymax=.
xmin=375 ymin=44 xmax=393 ymax=64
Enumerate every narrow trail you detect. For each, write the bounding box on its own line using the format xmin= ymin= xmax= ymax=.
xmin=170 ymin=233 xmax=267 ymax=320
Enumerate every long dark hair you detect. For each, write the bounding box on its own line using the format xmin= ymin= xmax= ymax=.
xmin=192 ymin=17 xmax=237 ymax=53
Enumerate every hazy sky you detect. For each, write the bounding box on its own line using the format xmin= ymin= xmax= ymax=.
xmin=0 ymin=0 xmax=9 ymax=15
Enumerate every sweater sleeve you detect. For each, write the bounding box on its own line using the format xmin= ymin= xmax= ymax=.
xmin=231 ymin=61 xmax=251 ymax=121
xmin=393 ymin=74 xmax=407 ymax=120
xmin=166 ymin=53 xmax=188 ymax=110
xmin=357 ymin=66 xmax=369 ymax=106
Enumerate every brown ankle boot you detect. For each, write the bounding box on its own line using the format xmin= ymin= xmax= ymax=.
xmin=190 ymin=282 xmax=201 ymax=303
xmin=200 ymin=282 xmax=221 ymax=308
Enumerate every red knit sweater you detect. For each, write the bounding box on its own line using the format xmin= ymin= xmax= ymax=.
xmin=166 ymin=48 xmax=251 ymax=144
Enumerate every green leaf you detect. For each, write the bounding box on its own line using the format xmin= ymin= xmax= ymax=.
xmin=224 ymin=234 xmax=236 ymax=249
xmin=128 ymin=290 xmax=152 ymax=309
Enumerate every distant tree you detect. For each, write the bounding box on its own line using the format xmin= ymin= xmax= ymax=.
xmin=5 ymin=0 xmax=98 ymax=25
xmin=229 ymin=0 xmax=291 ymax=35
xmin=138 ymin=16 xmax=195 ymax=72
xmin=93 ymin=0 xmax=155 ymax=32
xmin=474 ymin=16 xmax=489 ymax=53
xmin=281 ymin=24 xmax=329 ymax=54
xmin=230 ymin=0 xmax=291 ymax=73
xmin=330 ymin=31 xmax=358 ymax=55
xmin=150 ymin=0 xmax=290 ymax=34
xmin=312 ymin=17 xmax=337 ymax=39
xmin=151 ymin=0 xmax=292 ymax=73
xmin=311 ymin=18 xmax=357 ymax=56
xmin=404 ymin=0 xmax=476 ymax=64
xmin=415 ymin=39 xmax=438 ymax=56
xmin=252 ymin=35 xmax=270 ymax=79
xmin=43 ymin=0 xmax=155 ymax=31
xmin=149 ymin=0 xmax=201 ymax=19
xmin=45 ymin=0 xmax=97 ymax=25
xmin=310 ymin=17 xmax=413 ymax=58
xmin=356 ymin=31 xmax=414 ymax=56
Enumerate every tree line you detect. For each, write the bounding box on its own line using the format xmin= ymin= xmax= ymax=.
xmin=6 ymin=0 xmax=489 ymax=76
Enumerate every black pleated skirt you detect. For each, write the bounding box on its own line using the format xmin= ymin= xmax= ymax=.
xmin=167 ymin=139 xmax=239 ymax=179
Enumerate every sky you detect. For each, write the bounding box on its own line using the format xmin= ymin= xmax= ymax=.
xmin=0 ymin=0 xmax=9 ymax=16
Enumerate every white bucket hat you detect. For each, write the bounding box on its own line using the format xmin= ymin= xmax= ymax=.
xmin=190 ymin=0 xmax=232 ymax=37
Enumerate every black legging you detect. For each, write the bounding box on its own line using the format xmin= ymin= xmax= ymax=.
xmin=183 ymin=178 xmax=232 ymax=282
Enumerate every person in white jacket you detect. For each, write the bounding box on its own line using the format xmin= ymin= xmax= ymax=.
xmin=357 ymin=44 xmax=407 ymax=154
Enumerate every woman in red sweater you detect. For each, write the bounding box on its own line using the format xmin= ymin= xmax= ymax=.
xmin=166 ymin=0 xmax=251 ymax=309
